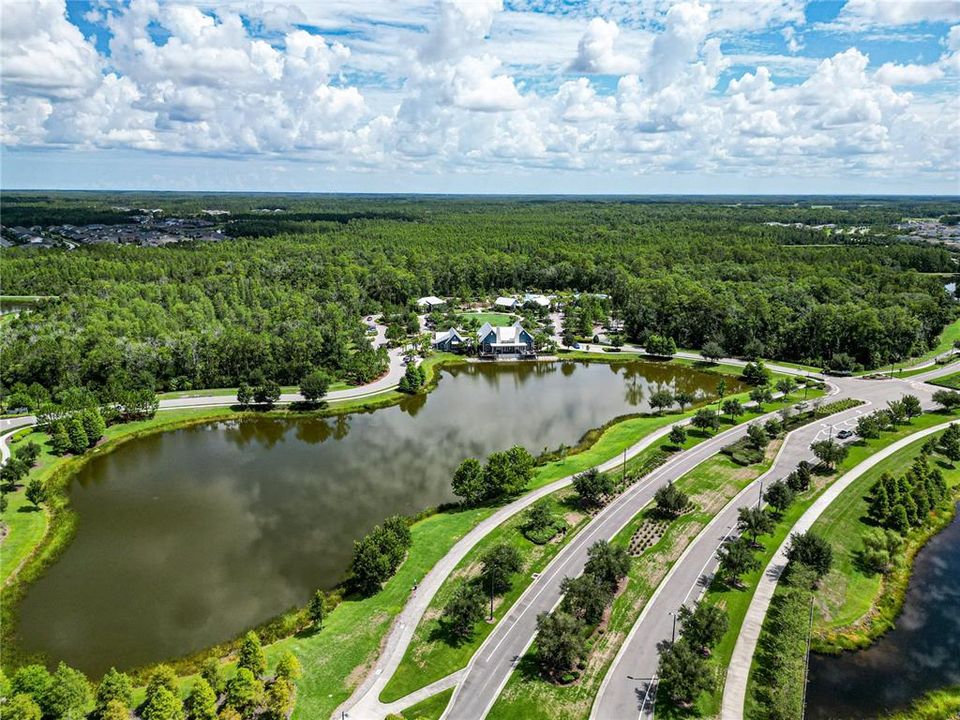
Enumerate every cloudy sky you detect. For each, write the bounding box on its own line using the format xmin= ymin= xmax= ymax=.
xmin=1 ymin=0 xmax=959 ymax=194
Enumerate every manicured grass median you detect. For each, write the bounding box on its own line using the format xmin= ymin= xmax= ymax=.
xmin=485 ymin=438 xmax=786 ymax=720
xmin=656 ymin=410 xmax=960 ymax=720
xmin=400 ymin=688 xmax=453 ymax=720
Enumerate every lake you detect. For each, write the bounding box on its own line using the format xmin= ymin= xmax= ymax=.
xmin=806 ymin=502 xmax=960 ymax=718
xmin=14 ymin=359 xmax=735 ymax=675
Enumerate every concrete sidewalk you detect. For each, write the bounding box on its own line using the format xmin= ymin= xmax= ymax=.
xmin=720 ymin=421 xmax=955 ymax=720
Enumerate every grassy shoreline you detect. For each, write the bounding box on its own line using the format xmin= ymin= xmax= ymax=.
xmin=811 ymin=432 xmax=960 ymax=654
xmin=0 ymin=355 xmax=757 ymax=698
xmin=655 ymin=410 xmax=960 ymax=720
xmin=741 ymin=421 xmax=960 ymax=719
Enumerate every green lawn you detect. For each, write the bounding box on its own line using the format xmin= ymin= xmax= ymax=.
xmin=811 ymin=431 xmax=960 ymax=645
xmin=930 ymin=370 xmax=960 ymax=390
xmin=401 ymin=688 xmax=453 ymax=720
xmin=654 ymin=410 xmax=960 ymax=720
xmin=485 ymin=439 xmax=786 ymax=720
xmin=457 ymin=312 xmax=516 ymax=327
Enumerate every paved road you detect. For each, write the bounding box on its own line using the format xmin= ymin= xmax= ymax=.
xmin=439 ymin=365 xmax=955 ymax=720
xmin=341 ymin=407 xmax=700 ymax=720
xmin=720 ymin=420 xmax=957 ymax=720
xmin=439 ymin=393 xmax=831 ymax=720
xmin=590 ymin=365 xmax=957 ymax=720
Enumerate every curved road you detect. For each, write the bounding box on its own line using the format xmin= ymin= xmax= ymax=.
xmin=439 ymin=395 xmax=834 ymax=720
xmin=342 ymin=362 xmax=822 ymax=719
xmin=720 ymin=419 xmax=957 ymax=720
xmin=589 ymin=363 xmax=958 ymax=720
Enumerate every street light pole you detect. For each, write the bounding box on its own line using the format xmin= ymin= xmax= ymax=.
xmin=757 ymin=480 xmax=764 ymax=510
xmin=489 ymin=568 xmax=495 ymax=621
xmin=669 ymin=611 xmax=677 ymax=643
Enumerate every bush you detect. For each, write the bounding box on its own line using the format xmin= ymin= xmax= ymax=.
xmin=523 ymin=501 xmax=565 ymax=544
xmin=721 ymin=437 xmax=764 ymax=466
xmin=572 ymin=467 xmax=614 ymax=507
xmin=786 ymin=531 xmax=833 ymax=581
xmin=645 ymin=334 xmax=677 ymax=356
xmin=654 ymin=481 xmax=689 ymax=517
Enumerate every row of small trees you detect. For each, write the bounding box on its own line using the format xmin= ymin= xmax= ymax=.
xmin=1 ymin=442 xmax=43 ymax=512
xmin=659 ymin=530 xmax=832 ymax=709
xmin=1 ymin=632 xmax=301 ymax=720
xmin=867 ymin=455 xmax=950 ymax=536
xmin=535 ymin=541 xmax=631 ymax=681
xmin=451 ymin=446 xmax=536 ymax=506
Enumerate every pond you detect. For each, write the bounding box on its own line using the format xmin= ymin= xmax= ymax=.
xmin=806 ymin=502 xmax=960 ymax=718
xmin=14 ymin=359 xmax=736 ymax=675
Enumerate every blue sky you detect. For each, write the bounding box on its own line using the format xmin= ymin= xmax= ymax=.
xmin=1 ymin=0 xmax=958 ymax=194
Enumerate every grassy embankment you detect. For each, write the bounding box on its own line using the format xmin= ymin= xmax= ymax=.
xmin=882 ymin=687 xmax=960 ymax=720
xmin=485 ymin=394 xmax=840 ymax=720
xmin=728 ymin=422 xmax=960 ymax=718
xmin=652 ymin=409 xmax=960 ymax=720
xmin=381 ymin=370 xmax=818 ymax=707
xmin=810 ymin=432 xmax=960 ymax=652
xmin=1 ymin=356 xmax=763 ymax=714
xmin=485 ymin=437 xmax=787 ymax=720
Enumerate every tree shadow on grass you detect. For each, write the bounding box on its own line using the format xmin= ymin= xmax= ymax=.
xmin=17 ymin=505 xmax=41 ymax=513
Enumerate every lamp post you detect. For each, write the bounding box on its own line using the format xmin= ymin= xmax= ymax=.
xmin=489 ymin=567 xmax=496 ymax=621
xmin=669 ymin=611 xmax=677 ymax=643
xmin=757 ymin=479 xmax=764 ymax=510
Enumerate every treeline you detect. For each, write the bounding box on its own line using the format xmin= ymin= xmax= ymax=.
xmin=0 ymin=632 xmax=300 ymax=720
xmin=2 ymin=198 xmax=958 ymax=396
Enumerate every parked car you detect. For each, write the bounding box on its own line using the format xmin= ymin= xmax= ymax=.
xmin=837 ymin=429 xmax=853 ymax=440
xmin=572 ymin=342 xmax=581 ymax=349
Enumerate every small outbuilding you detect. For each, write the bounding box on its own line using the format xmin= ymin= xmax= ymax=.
xmin=417 ymin=296 xmax=446 ymax=309
xmin=432 ymin=328 xmax=468 ymax=352
xmin=494 ymin=296 xmax=518 ymax=310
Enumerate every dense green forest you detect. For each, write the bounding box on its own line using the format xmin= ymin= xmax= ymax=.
xmin=2 ymin=193 xmax=958 ymax=398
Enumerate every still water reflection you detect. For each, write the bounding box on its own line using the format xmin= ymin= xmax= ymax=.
xmin=16 ymin=360 xmax=734 ymax=674
xmin=806 ymin=502 xmax=960 ymax=718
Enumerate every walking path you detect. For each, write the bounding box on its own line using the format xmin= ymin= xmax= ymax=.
xmin=719 ymin=420 xmax=955 ymax=720
xmin=340 ymin=412 xmax=693 ymax=720
xmin=589 ymin=364 xmax=956 ymax=720
xmin=439 ymin=394 xmax=832 ymax=720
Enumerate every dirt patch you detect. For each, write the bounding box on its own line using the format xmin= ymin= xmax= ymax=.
xmin=344 ymin=610 xmax=390 ymax=689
